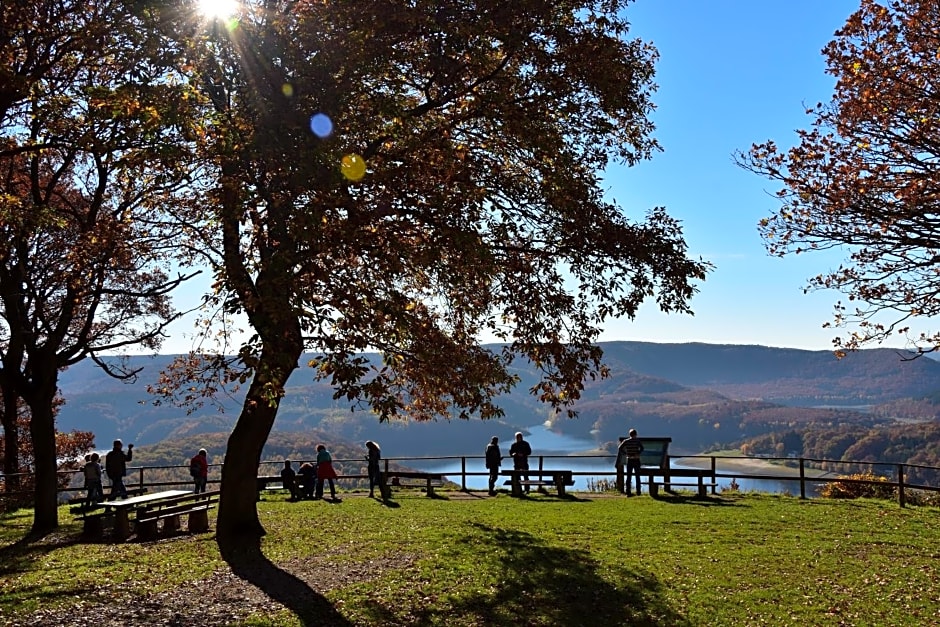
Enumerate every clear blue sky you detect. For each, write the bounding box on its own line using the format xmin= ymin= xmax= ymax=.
xmin=162 ymin=1 xmax=889 ymax=355
xmin=597 ymin=0 xmax=887 ymax=351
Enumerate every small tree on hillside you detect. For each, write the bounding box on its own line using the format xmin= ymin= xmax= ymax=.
xmin=738 ymin=0 xmax=940 ymax=354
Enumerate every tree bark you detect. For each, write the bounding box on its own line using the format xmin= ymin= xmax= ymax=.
xmin=27 ymin=381 xmax=59 ymax=534
xmin=216 ymin=344 xmax=301 ymax=546
xmin=1 ymin=386 xmax=20 ymax=493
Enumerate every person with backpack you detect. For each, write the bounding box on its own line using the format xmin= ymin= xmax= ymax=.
xmin=105 ymin=439 xmax=133 ymax=500
xmin=83 ymin=453 xmax=103 ymax=508
xmin=189 ymin=449 xmax=209 ymax=494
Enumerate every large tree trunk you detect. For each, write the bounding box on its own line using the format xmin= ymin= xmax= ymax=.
xmin=1 ymin=387 xmax=20 ymax=494
xmin=216 ymin=343 xmax=301 ymax=547
xmin=28 ymin=383 xmax=59 ymax=534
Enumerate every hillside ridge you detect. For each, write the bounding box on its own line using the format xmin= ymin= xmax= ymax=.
xmin=54 ymin=342 xmax=940 ymax=458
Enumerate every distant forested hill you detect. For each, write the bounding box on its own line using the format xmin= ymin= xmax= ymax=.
xmin=592 ymin=342 xmax=940 ymax=405
xmin=52 ymin=342 xmax=940 ymax=459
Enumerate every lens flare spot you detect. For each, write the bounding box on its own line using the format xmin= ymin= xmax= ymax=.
xmin=341 ymin=154 xmax=366 ymax=181
xmin=309 ymin=113 xmax=333 ymax=138
xmin=282 ymin=83 xmax=294 ymax=97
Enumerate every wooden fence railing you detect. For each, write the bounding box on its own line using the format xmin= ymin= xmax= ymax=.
xmin=3 ymin=454 xmax=939 ymax=507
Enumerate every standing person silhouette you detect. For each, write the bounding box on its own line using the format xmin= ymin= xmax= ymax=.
xmin=509 ymin=432 xmax=532 ymax=493
xmin=365 ymin=441 xmax=382 ymax=498
xmin=315 ymin=444 xmax=338 ymax=501
xmin=83 ymin=453 xmax=104 ymax=508
xmin=485 ymin=436 xmax=502 ymax=496
xmin=189 ymin=448 xmax=209 ymax=494
xmin=105 ymin=439 xmax=133 ymax=500
xmin=618 ymin=428 xmax=645 ymax=496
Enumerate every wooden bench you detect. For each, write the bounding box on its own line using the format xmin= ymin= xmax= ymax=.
xmin=257 ymin=475 xmax=286 ymax=499
xmin=647 ymin=469 xmax=718 ymax=498
xmin=70 ymin=503 xmax=114 ymax=537
xmin=380 ymin=471 xmax=445 ymax=498
xmin=501 ymin=470 xmax=575 ymax=497
xmin=134 ymin=490 xmax=219 ymax=540
xmin=257 ymin=474 xmax=321 ymax=499
xmin=617 ymin=437 xmax=716 ymax=498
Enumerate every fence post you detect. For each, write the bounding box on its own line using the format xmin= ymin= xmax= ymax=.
xmin=897 ymin=463 xmax=906 ymax=508
xmin=461 ymin=457 xmax=467 ymax=491
xmin=538 ymin=455 xmax=544 ymax=480
xmin=138 ymin=467 xmax=144 ymax=492
xmin=711 ymin=456 xmax=717 ymax=494
xmin=799 ymin=458 xmax=806 ymax=500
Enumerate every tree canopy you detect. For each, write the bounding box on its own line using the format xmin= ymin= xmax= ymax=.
xmin=738 ymin=0 xmax=940 ymax=354
xmin=0 ymin=0 xmax=200 ymax=531
xmin=128 ymin=0 xmax=710 ymax=542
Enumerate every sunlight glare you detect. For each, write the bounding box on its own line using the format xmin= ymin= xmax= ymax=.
xmin=197 ymin=0 xmax=238 ymax=19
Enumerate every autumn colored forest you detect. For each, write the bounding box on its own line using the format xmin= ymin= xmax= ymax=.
xmin=37 ymin=341 xmax=940 ymax=490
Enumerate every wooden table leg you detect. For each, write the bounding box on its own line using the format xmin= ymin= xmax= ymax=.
xmin=188 ymin=509 xmax=209 ymax=532
xmin=114 ymin=510 xmax=130 ymax=539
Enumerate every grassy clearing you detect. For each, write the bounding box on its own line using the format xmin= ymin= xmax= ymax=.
xmin=2 ymin=490 xmax=939 ymax=626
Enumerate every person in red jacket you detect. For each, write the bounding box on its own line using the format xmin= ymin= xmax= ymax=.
xmin=315 ymin=444 xmax=338 ymax=501
xmin=190 ymin=448 xmax=209 ymax=494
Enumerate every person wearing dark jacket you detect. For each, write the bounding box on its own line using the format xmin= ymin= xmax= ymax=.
xmin=105 ymin=439 xmax=133 ymax=500
xmin=281 ymin=460 xmax=300 ymax=500
xmin=509 ymin=432 xmax=532 ymax=493
xmin=190 ymin=449 xmax=209 ymax=494
xmin=618 ymin=428 xmax=645 ymax=496
xmin=365 ymin=441 xmax=382 ymax=498
xmin=485 ymin=437 xmax=502 ymax=496
xmin=299 ymin=462 xmax=318 ymax=499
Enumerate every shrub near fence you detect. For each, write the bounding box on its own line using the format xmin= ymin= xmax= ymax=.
xmin=821 ymin=472 xmax=896 ymax=500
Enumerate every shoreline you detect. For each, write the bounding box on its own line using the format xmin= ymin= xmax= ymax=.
xmin=571 ymin=444 xmax=831 ymax=479
xmin=674 ymin=455 xmax=830 ymax=478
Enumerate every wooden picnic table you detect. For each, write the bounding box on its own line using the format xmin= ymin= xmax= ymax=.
xmin=104 ymin=489 xmax=192 ymax=539
xmin=500 ymin=469 xmax=574 ymax=497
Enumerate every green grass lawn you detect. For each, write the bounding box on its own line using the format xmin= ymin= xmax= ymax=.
xmin=2 ymin=490 xmax=939 ymax=626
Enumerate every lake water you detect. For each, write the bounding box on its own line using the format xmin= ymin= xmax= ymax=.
xmin=407 ymin=425 xmax=821 ymax=497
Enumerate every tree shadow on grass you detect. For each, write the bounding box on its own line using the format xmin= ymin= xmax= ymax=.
xmin=651 ymin=493 xmax=745 ymax=507
xmin=0 ymin=534 xmax=53 ymax=577
xmin=514 ymin=492 xmax=591 ymax=503
xmin=420 ymin=523 xmax=692 ymax=627
xmin=219 ymin=537 xmax=353 ymax=627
